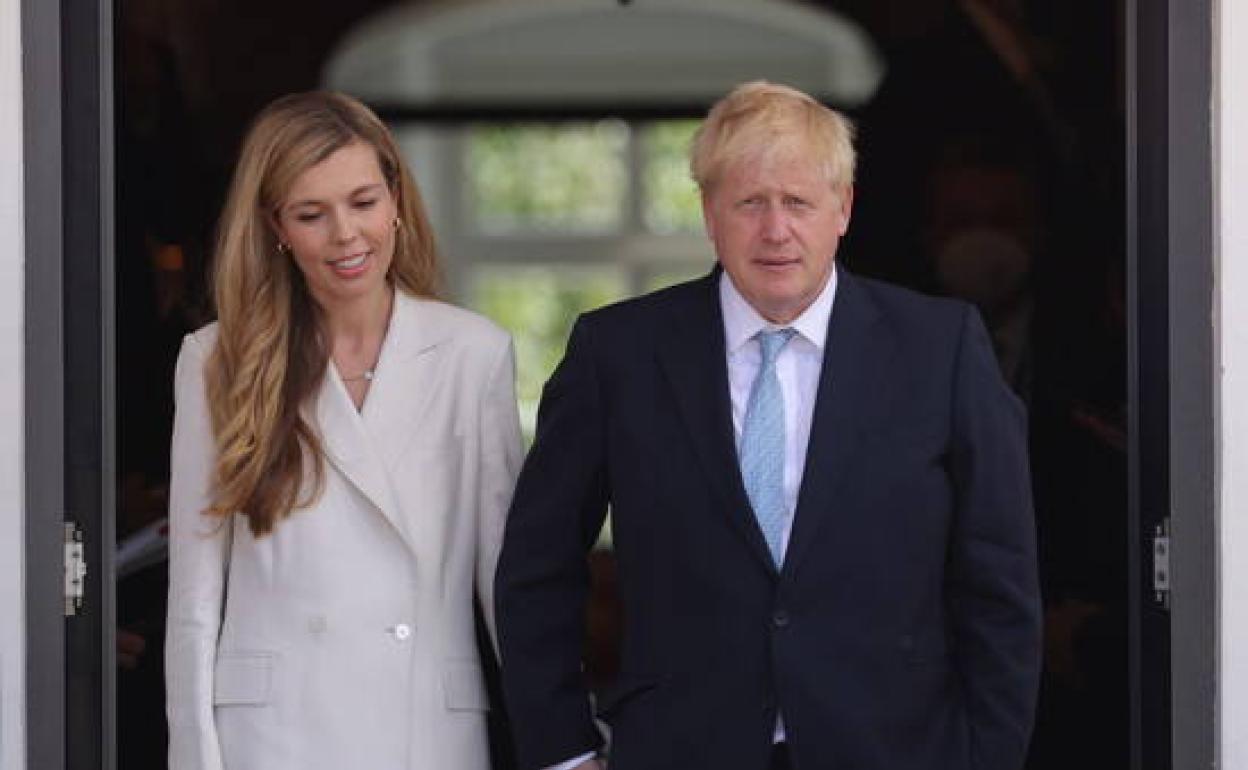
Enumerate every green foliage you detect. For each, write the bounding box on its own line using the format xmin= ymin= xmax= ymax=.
xmin=461 ymin=120 xmax=708 ymax=551
xmin=646 ymin=265 xmax=710 ymax=293
xmin=465 ymin=120 xmax=709 ymax=448
xmin=472 ymin=267 xmax=627 ymax=441
xmin=642 ymin=120 xmax=703 ymax=234
xmin=467 ymin=121 xmax=628 ymax=233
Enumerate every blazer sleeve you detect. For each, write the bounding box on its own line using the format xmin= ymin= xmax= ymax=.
xmin=495 ymin=316 xmax=609 ymax=770
xmin=475 ymin=337 xmax=525 ymax=653
xmin=947 ymin=305 xmax=1043 ymax=770
xmin=164 ymin=332 xmax=232 ymax=770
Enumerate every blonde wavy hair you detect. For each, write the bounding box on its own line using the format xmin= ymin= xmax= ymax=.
xmin=205 ymin=90 xmax=439 ymax=536
xmin=690 ymin=80 xmax=856 ymax=194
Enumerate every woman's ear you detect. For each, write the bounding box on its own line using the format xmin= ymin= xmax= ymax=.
xmin=267 ymin=209 xmax=288 ymax=250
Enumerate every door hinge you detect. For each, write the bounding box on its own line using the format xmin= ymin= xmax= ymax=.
xmin=1152 ymin=518 xmax=1170 ymax=610
xmin=64 ymin=521 xmax=86 ymax=616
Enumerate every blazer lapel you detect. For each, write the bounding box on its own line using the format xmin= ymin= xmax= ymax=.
xmin=314 ymin=367 xmax=408 ymax=545
xmin=360 ymin=293 xmax=450 ymax=472
xmin=313 ymin=292 xmax=448 ymax=554
xmin=782 ymin=271 xmax=896 ymax=579
xmin=657 ymin=271 xmax=778 ymax=575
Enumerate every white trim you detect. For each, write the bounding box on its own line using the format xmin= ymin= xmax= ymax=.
xmin=392 ymin=120 xmax=714 ymax=300
xmin=0 ymin=0 xmax=26 ymax=766
xmin=325 ymin=0 xmax=884 ymax=106
xmin=1217 ymin=0 xmax=1248 ymax=765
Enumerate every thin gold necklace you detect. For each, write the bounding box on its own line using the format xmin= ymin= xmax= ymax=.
xmin=339 ymin=351 xmax=380 ymax=383
xmin=341 ymin=367 xmax=376 ymax=383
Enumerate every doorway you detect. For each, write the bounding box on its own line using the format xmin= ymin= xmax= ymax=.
xmin=23 ymin=0 xmax=1211 ymax=767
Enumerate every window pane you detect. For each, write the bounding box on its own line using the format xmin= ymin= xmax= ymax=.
xmin=645 ymin=264 xmax=710 ymax=293
xmin=469 ymin=265 xmax=627 ymax=440
xmin=642 ymin=120 xmax=702 ymax=234
xmin=467 ymin=122 xmax=628 ymax=233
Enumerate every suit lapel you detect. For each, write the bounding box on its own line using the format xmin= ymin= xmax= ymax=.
xmin=657 ymin=272 xmax=778 ymax=575
xmin=782 ymin=271 xmax=896 ymax=579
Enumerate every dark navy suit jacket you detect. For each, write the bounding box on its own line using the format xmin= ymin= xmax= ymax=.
xmin=495 ymin=269 xmax=1041 ymax=770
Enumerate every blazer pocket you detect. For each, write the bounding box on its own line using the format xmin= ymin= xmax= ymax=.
xmin=595 ymin=674 xmax=660 ymax=720
xmin=865 ymin=422 xmax=948 ymax=452
xmin=899 ymin=633 xmax=951 ymax=664
xmin=213 ymin=651 xmax=275 ymax=706
xmin=443 ymin=660 xmax=490 ymax=712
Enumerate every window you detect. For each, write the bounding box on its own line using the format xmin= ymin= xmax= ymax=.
xmin=470 ymin=264 xmax=627 ymax=435
xmin=466 ymin=121 xmax=629 ymax=234
xmin=451 ymin=119 xmax=713 ymax=439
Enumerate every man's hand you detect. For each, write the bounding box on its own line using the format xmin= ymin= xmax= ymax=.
xmin=1044 ymin=599 xmax=1101 ymax=688
xmin=117 ymin=629 xmax=147 ymax=670
xmin=572 ymin=760 xmax=603 ymax=770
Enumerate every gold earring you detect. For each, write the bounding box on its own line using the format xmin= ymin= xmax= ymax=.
xmin=277 ymin=241 xmax=291 ymax=255
xmin=392 ymin=217 xmax=402 ymax=231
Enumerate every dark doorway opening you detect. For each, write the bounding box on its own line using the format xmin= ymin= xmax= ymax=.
xmin=109 ymin=2 xmax=1139 ymax=768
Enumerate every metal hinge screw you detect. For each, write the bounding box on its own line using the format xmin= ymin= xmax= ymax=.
xmin=64 ymin=521 xmax=86 ymax=616
xmin=1152 ymin=519 xmax=1171 ymax=610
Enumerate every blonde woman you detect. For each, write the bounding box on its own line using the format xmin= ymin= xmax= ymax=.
xmin=165 ymin=91 xmax=523 ymax=770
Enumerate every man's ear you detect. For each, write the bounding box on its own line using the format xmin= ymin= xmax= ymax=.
xmin=837 ymin=185 xmax=855 ymax=235
xmin=701 ymin=190 xmax=718 ymax=244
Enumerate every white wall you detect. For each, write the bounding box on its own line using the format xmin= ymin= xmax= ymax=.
xmin=327 ymin=0 xmax=883 ymax=106
xmin=1219 ymin=0 xmax=1248 ymax=766
xmin=0 ymin=0 xmax=24 ymax=767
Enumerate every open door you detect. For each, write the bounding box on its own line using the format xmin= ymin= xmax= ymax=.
xmin=23 ymin=0 xmax=116 ymax=768
xmin=1127 ymin=0 xmax=1216 ymax=768
xmin=22 ymin=0 xmax=1215 ymax=768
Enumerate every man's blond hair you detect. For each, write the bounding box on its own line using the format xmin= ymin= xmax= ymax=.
xmin=690 ymin=80 xmax=856 ymax=193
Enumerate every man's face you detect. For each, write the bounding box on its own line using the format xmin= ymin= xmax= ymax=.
xmin=702 ymin=151 xmax=852 ymax=324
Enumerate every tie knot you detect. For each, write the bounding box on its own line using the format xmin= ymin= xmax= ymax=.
xmin=757 ymin=328 xmax=796 ymax=366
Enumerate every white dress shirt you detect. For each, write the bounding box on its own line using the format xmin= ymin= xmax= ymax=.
xmin=721 ymin=266 xmax=837 ymax=558
xmin=722 ymin=266 xmax=837 ymax=745
xmin=547 ymin=267 xmax=838 ymax=769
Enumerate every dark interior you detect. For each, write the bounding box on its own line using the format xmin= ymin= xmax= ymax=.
xmin=113 ymin=2 xmax=1128 ymax=767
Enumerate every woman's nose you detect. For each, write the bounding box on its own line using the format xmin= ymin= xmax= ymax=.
xmin=330 ymin=211 xmax=358 ymax=243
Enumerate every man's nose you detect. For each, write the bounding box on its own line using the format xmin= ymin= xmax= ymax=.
xmin=761 ymin=206 xmax=790 ymax=242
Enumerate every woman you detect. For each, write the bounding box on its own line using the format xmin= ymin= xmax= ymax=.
xmin=165 ymin=91 xmax=523 ymax=770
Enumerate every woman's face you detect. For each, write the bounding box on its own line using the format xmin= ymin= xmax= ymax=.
xmin=273 ymin=141 xmax=398 ymax=311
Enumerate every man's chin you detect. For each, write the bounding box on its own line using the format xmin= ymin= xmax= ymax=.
xmin=752 ymin=294 xmax=808 ymax=324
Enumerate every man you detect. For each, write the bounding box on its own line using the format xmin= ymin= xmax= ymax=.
xmin=495 ymin=81 xmax=1041 ymax=770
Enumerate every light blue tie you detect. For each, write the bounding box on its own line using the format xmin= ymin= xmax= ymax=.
xmin=739 ymin=328 xmax=796 ymax=566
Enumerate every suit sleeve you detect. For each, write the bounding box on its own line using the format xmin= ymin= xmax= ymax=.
xmin=947 ymin=305 xmax=1043 ymax=770
xmin=495 ymin=316 xmax=609 ymax=770
xmin=164 ymin=333 xmax=232 ymax=770
xmin=476 ymin=337 xmax=525 ymax=654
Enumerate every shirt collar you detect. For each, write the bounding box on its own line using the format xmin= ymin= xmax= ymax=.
xmin=719 ymin=264 xmax=839 ymax=355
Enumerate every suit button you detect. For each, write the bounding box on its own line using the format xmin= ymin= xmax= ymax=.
xmin=772 ymin=611 xmax=790 ymax=628
xmin=392 ymin=623 xmax=412 ymax=641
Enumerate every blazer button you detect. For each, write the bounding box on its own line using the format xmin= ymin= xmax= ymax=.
xmin=392 ymin=623 xmax=412 ymax=641
xmin=772 ymin=611 xmax=790 ymax=628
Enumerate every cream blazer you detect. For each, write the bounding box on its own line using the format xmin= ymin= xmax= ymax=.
xmin=165 ymin=292 xmax=523 ymax=770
